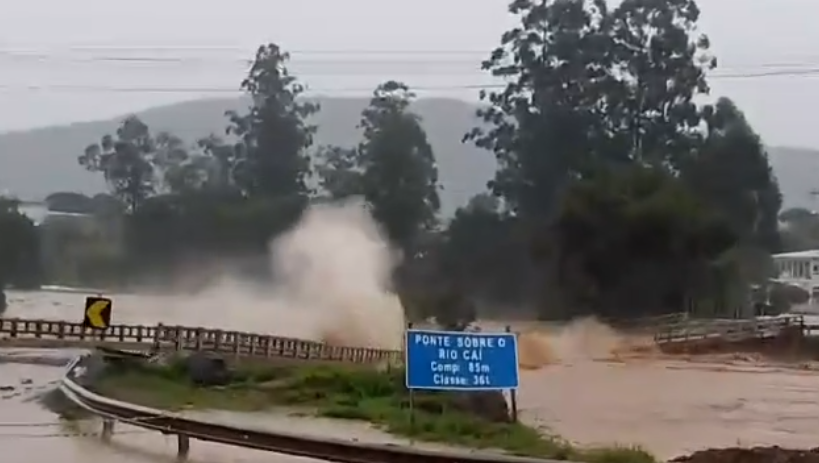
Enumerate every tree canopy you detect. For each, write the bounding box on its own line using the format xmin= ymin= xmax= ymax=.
xmin=317 ymin=80 xmax=441 ymax=254
xmin=0 ymin=198 xmax=40 ymax=293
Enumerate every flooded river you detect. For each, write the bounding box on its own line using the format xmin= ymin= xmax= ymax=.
xmin=4 ymin=289 xmax=819 ymax=461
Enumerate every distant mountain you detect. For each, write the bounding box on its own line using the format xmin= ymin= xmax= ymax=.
xmin=0 ymin=96 xmax=816 ymax=216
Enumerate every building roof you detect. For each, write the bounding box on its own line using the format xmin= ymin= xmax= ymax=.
xmin=772 ymin=250 xmax=819 ymax=259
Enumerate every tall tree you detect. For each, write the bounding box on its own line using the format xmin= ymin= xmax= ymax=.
xmin=458 ymin=0 xmax=774 ymax=319
xmin=317 ymin=81 xmax=441 ymax=252
xmin=226 ymin=43 xmax=318 ymax=199
xmin=607 ymin=0 xmax=715 ymax=167
xmin=78 ymin=116 xmax=156 ymax=211
xmin=0 ymin=197 xmax=40 ymax=292
xmin=685 ymin=97 xmax=782 ymax=252
xmin=465 ymin=0 xmax=617 ymax=219
xmin=467 ymin=0 xmax=715 ymax=218
xmin=358 ymin=81 xmax=441 ymax=251
xmin=681 ymin=97 xmax=782 ymax=287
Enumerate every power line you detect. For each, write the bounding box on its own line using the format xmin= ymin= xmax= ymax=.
xmin=3 ymin=51 xmax=819 ymax=79
xmin=5 ymin=51 xmax=819 ymax=72
xmin=11 ymin=46 xmax=819 ymax=66
xmin=0 ymin=53 xmax=486 ymax=67
xmin=0 ymin=83 xmax=497 ymax=93
xmin=0 ymin=46 xmax=491 ymax=55
xmin=5 ymin=49 xmax=819 ymax=73
xmin=716 ymin=67 xmax=819 ymax=78
xmin=0 ymin=50 xmax=490 ymax=68
xmin=0 ymin=53 xmax=491 ymax=77
xmin=1 ymin=68 xmax=818 ymax=95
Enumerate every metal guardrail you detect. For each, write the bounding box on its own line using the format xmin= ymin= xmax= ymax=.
xmin=653 ymin=315 xmax=805 ymax=345
xmin=59 ymin=353 xmax=559 ymax=463
xmin=0 ymin=318 xmax=400 ymax=364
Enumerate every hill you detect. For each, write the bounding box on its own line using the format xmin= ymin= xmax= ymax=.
xmin=0 ymin=96 xmax=816 ymax=215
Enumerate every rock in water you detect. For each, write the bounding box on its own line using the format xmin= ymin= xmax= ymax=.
xmin=412 ymin=390 xmax=512 ymax=423
xmin=39 ymin=388 xmax=91 ymax=419
xmin=184 ymin=352 xmax=232 ymax=386
xmin=70 ymin=353 xmax=108 ymax=389
xmin=451 ymin=390 xmax=511 ymax=423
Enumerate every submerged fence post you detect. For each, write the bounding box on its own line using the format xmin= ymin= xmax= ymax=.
xmin=177 ymin=434 xmax=190 ymax=460
xmin=101 ymin=419 xmax=115 ymax=442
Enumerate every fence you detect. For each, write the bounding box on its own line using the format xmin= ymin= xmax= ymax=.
xmin=0 ymin=318 xmax=400 ymax=364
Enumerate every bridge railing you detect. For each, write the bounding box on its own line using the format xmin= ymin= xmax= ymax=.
xmin=0 ymin=318 xmax=400 ymax=364
xmin=0 ymin=318 xmax=161 ymax=343
xmin=653 ymin=315 xmax=804 ymax=345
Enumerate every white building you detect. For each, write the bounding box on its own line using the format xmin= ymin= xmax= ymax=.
xmin=771 ymin=250 xmax=819 ymax=310
xmin=773 ymin=250 xmax=819 ymax=284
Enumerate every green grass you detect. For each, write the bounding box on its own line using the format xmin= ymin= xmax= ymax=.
xmin=95 ymin=358 xmax=656 ymax=463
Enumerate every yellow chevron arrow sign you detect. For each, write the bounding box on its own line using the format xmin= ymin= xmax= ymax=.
xmin=83 ymin=296 xmax=112 ymax=329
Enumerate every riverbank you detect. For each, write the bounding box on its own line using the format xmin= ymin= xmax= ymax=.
xmin=93 ymin=356 xmax=655 ymax=463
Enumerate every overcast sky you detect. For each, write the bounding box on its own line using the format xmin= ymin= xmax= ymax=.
xmin=1 ymin=0 xmax=818 ymax=147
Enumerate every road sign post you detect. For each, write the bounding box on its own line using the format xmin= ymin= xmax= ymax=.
xmin=505 ymin=324 xmax=518 ymax=422
xmin=404 ymin=327 xmax=520 ymax=423
xmin=83 ymin=296 xmax=112 ymax=330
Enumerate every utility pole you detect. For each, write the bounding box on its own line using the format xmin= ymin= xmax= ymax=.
xmin=810 ymin=189 xmax=819 ymax=211
xmin=631 ymin=87 xmax=646 ymax=162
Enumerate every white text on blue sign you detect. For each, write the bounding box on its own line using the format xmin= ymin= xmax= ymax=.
xmin=405 ymin=330 xmax=519 ymax=390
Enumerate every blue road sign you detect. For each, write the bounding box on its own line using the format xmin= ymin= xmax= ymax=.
xmin=405 ymin=329 xmax=519 ymax=391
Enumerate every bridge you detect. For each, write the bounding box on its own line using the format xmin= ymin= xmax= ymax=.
xmin=0 ymin=318 xmax=399 ymax=364
xmin=1 ymin=313 xmax=807 ymax=363
xmin=652 ymin=314 xmax=807 ymax=352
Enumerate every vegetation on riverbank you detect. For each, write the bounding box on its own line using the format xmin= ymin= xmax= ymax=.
xmin=95 ymin=358 xmax=655 ymax=463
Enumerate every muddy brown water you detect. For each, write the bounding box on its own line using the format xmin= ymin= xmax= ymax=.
xmin=3 ymin=289 xmax=819 ymax=461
